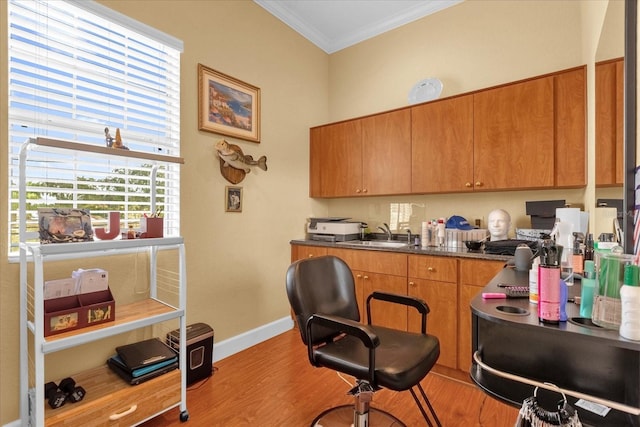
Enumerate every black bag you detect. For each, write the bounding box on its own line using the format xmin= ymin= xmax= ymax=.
xmin=484 ymin=239 xmax=538 ymax=256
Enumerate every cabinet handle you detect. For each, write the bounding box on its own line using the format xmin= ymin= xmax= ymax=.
xmin=356 ymin=189 xmax=361 ymax=193
xmin=465 ymin=182 xmax=472 ymax=188
xmin=475 ymin=181 xmax=482 ymax=187
xmin=356 ymin=274 xmax=362 ymax=278
xmin=409 ymin=281 xmax=415 ymax=287
xmin=427 ymin=267 xmax=434 ymax=272
xmin=362 ymin=189 xmax=368 ymax=193
xmin=363 ymin=275 xmax=369 ymax=280
xmin=109 ymin=405 xmax=138 ymax=420
xmin=308 ymin=254 xmax=314 ymax=258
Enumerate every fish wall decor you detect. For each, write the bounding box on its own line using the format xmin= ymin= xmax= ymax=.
xmin=215 ymin=139 xmax=267 ymax=184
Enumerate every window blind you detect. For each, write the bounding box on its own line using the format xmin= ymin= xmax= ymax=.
xmin=8 ymin=0 xmax=182 ymax=256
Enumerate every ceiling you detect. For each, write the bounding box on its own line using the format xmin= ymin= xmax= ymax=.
xmin=253 ymin=0 xmax=463 ymax=54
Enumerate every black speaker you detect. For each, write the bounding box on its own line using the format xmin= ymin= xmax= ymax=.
xmin=166 ymin=323 xmax=214 ymax=385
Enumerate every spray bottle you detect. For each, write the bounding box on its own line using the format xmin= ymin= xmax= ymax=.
xmin=538 ymin=240 xmax=561 ymax=324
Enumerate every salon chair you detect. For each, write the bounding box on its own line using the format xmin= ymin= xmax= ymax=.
xmin=285 ymin=255 xmax=442 ymax=426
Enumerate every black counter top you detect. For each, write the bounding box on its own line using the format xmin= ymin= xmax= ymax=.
xmin=471 ymin=267 xmax=640 ymax=426
xmin=290 ymin=239 xmax=513 ymax=262
xmin=471 ymin=267 xmax=640 ymax=351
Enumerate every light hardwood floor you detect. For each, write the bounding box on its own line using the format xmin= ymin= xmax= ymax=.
xmin=141 ymin=329 xmax=519 ymax=426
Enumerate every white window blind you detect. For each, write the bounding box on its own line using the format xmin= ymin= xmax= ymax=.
xmin=8 ymin=0 xmax=183 ymax=256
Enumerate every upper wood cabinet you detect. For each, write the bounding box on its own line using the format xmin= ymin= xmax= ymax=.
xmin=411 ymin=94 xmax=474 ymax=193
xmin=555 ymin=67 xmax=587 ymax=188
xmin=473 ymin=76 xmax=555 ymax=190
xmin=310 ymin=119 xmax=362 ymax=197
xmin=310 ymin=66 xmax=586 ymax=197
xmin=596 ymin=58 xmax=624 ymax=187
xmin=309 ymin=109 xmax=411 ymax=197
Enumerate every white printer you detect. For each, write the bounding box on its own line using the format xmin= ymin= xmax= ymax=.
xmin=307 ymin=218 xmax=361 ymax=242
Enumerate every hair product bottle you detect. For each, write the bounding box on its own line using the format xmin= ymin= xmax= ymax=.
xmin=620 ymin=264 xmax=640 ymax=340
xmin=538 ymin=240 xmax=561 ymax=324
xmin=580 ymin=260 xmax=596 ymax=318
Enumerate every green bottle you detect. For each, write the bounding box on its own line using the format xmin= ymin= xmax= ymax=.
xmin=580 ymin=260 xmax=596 ymax=318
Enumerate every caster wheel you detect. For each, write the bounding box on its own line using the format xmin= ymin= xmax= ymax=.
xmin=180 ymin=410 xmax=189 ymax=422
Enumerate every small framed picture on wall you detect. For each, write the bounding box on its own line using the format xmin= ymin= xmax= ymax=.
xmin=225 ymin=186 xmax=243 ymax=212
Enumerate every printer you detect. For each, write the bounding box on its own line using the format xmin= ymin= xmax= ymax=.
xmin=307 ymin=218 xmax=361 ymax=242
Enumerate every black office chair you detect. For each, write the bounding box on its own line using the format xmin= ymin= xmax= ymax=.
xmin=286 ymin=255 xmax=442 ymax=426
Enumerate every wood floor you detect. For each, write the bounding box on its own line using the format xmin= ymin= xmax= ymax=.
xmin=141 ymin=328 xmax=519 ymax=426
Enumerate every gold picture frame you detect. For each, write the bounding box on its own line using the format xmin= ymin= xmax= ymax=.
xmin=198 ymin=64 xmax=261 ymax=143
xmin=225 ymin=186 xmax=243 ymax=212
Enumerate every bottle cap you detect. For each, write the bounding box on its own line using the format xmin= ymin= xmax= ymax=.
xmin=624 ymin=264 xmax=639 ymax=286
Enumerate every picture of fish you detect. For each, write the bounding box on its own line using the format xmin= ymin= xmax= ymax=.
xmin=215 ymin=139 xmax=267 ymax=173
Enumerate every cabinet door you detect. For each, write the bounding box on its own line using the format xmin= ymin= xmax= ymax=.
xmin=309 ymin=120 xmax=362 ymax=197
xmin=361 ymin=109 xmax=412 ymax=195
xmin=596 ymin=59 xmax=624 ymax=187
xmin=408 ymin=255 xmax=457 ymax=283
xmin=411 ymin=95 xmax=474 ymax=193
xmin=290 ymin=244 xmax=328 ymax=262
xmin=408 ymin=278 xmax=457 ymax=369
xmin=362 ymin=272 xmax=408 ymax=331
xmin=473 ymin=77 xmax=555 ymax=190
xmin=555 ymin=66 xmax=586 ymax=188
xmin=328 ymin=248 xmax=407 ymax=277
xmin=458 ymin=259 xmax=505 ymax=372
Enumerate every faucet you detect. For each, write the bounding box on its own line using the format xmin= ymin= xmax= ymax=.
xmin=377 ymin=223 xmax=393 ymax=241
xmin=406 ymin=228 xmax=412 ymax=244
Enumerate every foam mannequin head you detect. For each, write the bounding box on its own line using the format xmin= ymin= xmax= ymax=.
xmin=488 ymin=209 xmax=511 ymax=241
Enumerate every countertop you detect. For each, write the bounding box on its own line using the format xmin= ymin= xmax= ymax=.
xmin=471 ymin=267 xmax=640 ymax=351
xmin=290 ymin=239 xmax=513 ymax=262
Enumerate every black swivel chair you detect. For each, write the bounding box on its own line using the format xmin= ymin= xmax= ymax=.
xmin=286 ymin=255 xmax=442 ymax=426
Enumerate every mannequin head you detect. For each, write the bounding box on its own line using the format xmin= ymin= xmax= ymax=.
xmin=488 ymin=209 xmax=511 ymax=241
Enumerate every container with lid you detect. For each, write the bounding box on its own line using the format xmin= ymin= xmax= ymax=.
xmin=592 ymin=252 xmax=634 ymax=329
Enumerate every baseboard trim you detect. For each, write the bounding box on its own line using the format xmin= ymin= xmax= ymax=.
xmin=3 ymin=317 xmax=295 ymax=427
xmin=213 ymin=316 xmax=294 ymax=362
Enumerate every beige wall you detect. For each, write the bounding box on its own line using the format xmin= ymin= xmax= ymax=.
xmin=0 ymin=0 xmax=624 ymax=423
xmin=0 ymin=1 xmax=328 ymax=423
xmin=320 ymin=0 xmax=623 ymax=237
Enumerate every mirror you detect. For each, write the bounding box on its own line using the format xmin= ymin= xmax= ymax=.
xmin=595 ymin=0 xmax=626 ymax=246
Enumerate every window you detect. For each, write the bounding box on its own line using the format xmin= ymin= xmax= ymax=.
xmin=7 ymin=0 xmax=183 ymax=256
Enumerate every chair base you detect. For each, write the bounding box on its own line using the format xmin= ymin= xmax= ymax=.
xmin=311 ymin=404 xmax=405 ymax=427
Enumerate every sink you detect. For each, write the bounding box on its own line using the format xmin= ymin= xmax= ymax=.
xmin=336 ymin=240 xmax=409 ymax=248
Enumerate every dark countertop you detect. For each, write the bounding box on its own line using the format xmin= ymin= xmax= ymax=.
xmin=471 ymin=267 xmax=640 ymax=426
xmin=471 ymin=267 xmax=640 ymax=351
xmin=290 ymin=239 xmax=513 ymax=262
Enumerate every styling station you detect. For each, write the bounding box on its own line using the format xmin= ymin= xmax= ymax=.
xmin=471 ymin=267 xmax=640 ymax=426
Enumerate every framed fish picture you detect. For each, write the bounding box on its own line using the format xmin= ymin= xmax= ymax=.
xmin=198 ymin=64 xmax=261 ymax=143
xmin=225 ymin=186 xmax=243 ymax=212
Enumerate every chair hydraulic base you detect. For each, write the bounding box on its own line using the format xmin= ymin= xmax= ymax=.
xmin=311 ymin=381 xmax=405 ymax=427
xmin=311 ymin=404 xmax=404 ymax=427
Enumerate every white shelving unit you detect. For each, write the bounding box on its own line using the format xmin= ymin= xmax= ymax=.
xmin=18 ymin=138 xmax=188 ymax=426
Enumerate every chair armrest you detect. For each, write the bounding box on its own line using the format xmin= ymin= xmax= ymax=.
xmin=307 ymin=314 xmax=379 ymax=348
xmin=306 ymin=314 xmax=379 ymax=383
xmin=366 ymin=291 xmax=431 ymax=334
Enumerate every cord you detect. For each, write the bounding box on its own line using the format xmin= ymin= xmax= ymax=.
xmin=185 ymin=366 xmax=218 ymax=391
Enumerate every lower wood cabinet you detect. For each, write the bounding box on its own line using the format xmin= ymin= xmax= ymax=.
xmin=408 ymin=278 xmax=457 ymax=369
xmin=408 ymin=255 xmax=458 ymax=369
xmin=361 ymin=271 xmax=408 ymax=331
xmin=290 ymin=244 xmax=328 ymax=261
xmin=457 ymin=258 xmax=506 ymax=372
